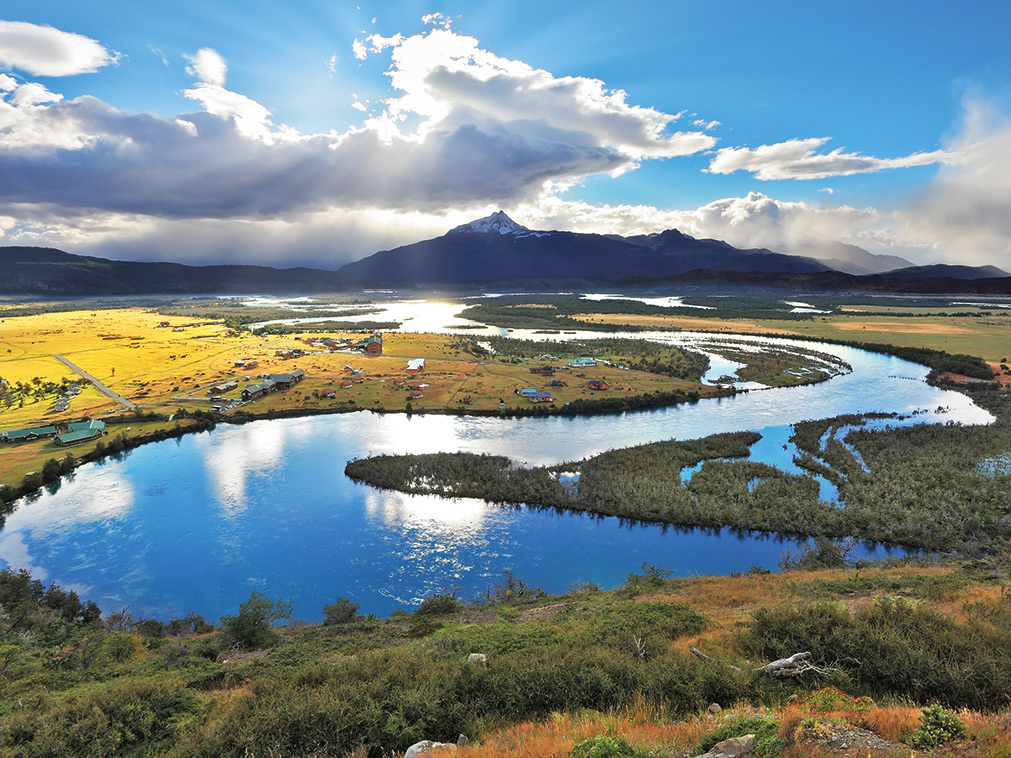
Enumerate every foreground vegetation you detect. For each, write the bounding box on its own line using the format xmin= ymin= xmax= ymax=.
xmin=1 ymin=558 xmax=1010 ymax=757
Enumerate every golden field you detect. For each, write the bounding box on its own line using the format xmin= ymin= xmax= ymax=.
xmin=0 ymin=308 xmax=720 ymax=424
xmin=572 ymin=310 xmax=1011 ymax=364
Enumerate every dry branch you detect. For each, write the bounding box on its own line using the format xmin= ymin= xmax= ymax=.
xmin=689 ymin=647 xmax=842 ymax=677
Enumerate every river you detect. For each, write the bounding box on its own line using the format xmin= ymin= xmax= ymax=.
xmin=0 ymin=303 xmax=994 ymax=621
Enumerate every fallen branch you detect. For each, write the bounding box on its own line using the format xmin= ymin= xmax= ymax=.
xmin=690 ymin=647 xmax=843 ymax=677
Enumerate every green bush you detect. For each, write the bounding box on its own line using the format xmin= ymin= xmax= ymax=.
xmin=742 ymin=596 xmax=1011 ymax=709
xmin=322 ymin=597 xmax=360 ymax=625
xmin=910 ymin=704 xmax=966 ymax=749
xmin=571 ymin=735 xmax=637 ymax=757
xmin=219 ymin=592 xmax=292 ymax=651
xmin=415 ymin=592 xmax=463 ymax=616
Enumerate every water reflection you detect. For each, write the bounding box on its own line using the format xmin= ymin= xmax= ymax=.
xmin=0 ymin=327 xmax=994 ymax=621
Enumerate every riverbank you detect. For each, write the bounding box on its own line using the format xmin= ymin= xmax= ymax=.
xmin=0 ymin=411 xmax=215 ymax=508
xmin=346 ymin=383 xmax=1011 ymax=554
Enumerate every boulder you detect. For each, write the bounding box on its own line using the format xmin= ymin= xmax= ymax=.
xmin=404 ymin=741 xmax=457 ymax=758
xmin=694 ymin=734 xmax=754 ymax=758
xmin=467 ymin=652 xmax=488 ymax=665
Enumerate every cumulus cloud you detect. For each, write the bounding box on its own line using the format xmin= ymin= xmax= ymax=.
xmin=707 ymin=137 xmax=949 ymax=180
xmin=0 ymin=20 xmax=118 ymax=76
xmin=0 ymin=28 xmax=710 ymax=226
xmin=362 ymin=29 xmax=715 ymax=162
xmin=184 ymin=47 xmax=228 ymax=87
xmin=518 ymin=192 xmax=888 ymax=252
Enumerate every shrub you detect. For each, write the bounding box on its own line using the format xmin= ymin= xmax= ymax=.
xmin=415 ymin=592 xmax=463 ymax=617
xmin=742 ymin=596 xmax=1011 ymax=709
xmin=910 ymin=704 xmax=966 ymax=749
xmin=322 ymin=597 xmax=360 ymax=625
xmin=219 ymin=591 xmax=292 ymax=650
xmin=571 ymin=735 xmax=637 ymax=757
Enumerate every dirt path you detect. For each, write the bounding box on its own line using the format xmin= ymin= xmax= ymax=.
xmin=54 ymin=354 xmax=137 ymax=410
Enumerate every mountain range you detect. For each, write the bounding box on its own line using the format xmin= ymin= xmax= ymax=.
xmin=0 ymin=212 xmax=1008 ymax=295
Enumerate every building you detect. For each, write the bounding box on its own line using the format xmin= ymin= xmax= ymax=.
xmin=269 ymin=369 xmax=305 ymax=390
xmin=407 ymin=358 xmax=425 ymax=373
xmin=55 ymin=420 xmax=105 ymax=447
xmin=241 ymin=380 xmax=274 ymax=401
xmin=588 ymin=380 xmax=608 ymax=390
xmin=528 ymin=392 xmax=553 ymax=403
xmin=207 ymin=380 xmax=239 ymax=394
xmin=1 ymin=424 xmax=59 ymax=443
xmin=568 ymin=357 xmax=596 ymax=368
xmin=361 ymin=331 xmax=383 ymax=355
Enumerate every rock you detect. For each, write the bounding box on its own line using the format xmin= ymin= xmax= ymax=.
xmin=694 ymin=734 xmax=754 ymax=758
xmin=467 ymin=652 xmax=488 ymax=665
xmin=404 ymin=740 xmax=457 ymax=758
xmin=456 ymin=734 xmax=470 ymax=746
xmin=708 ymin=702 xmax=722 ymax=714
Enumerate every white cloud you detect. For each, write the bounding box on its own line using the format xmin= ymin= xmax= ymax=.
xmin=516 ymin=192 xmax=885 ymax=251
xmin=10 ymin=81 xmax=62 ymax=107
xmin=421 ymin=13 xmax=452 ymax=29
xmin=0 ymin=29 xmax=709 ymax=226
xmin=351 ymin=100 xmax=367 ymax=112
xmin=352 ymin=38 xmax=368 ymax=61
xmin=692 ymin=118 xmax=720 ymax=130
xmin=707 ymin=137 xmax=949 ymax=180
xmin=900 ymin=98 xmax=1011 ymax=266
xmin=0 ymin=20 xmax=118 ymax=76
xmin=327 ymin=53 xmax=338 ymax=76
xmin=364 ymin=28 xmax=715 ymax=161
xmin=184 ymin=47 xmax=228 ymax=87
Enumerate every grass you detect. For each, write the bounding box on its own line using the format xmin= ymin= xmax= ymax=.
xmin=0 ymin=417 xmax=206 ymax=489
xmin=575 ymin=310 xmax=1011 ymax=365
xmin=5 ymin=559 xmax=1011 ymax=757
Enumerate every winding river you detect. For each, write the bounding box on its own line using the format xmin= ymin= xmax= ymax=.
xmin=0 ymin=305 xmax=995 ymax=621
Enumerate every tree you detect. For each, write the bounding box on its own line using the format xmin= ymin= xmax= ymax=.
xmin=322 ymin=596 xmax=359 ymax=625
xmin=220 ymin=591 xmax=293 ymax=650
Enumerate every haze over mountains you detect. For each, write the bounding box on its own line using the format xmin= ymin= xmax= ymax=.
xmin=0 ymin=211 xmax=1008 ymax=295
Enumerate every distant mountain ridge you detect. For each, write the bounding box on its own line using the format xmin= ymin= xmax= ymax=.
xmin=0 ymin=246 xmax=357 ymax=296
xmin=1 ymin=212 xmax=1008 ymax=295
xmin=338 ymin=211 xmax=833 ymax=285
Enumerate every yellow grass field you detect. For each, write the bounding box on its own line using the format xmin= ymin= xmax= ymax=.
xmin=1 ymin=309 xmax=723 ymax=490
xmin=575 ymin=311 xmax=1011 ymax=363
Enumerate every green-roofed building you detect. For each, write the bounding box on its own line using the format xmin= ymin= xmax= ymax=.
xmin=55 ymin=427 xmax=106 ymax=446
xmin=1 ymin=425 xmax=59 ymax=443
xmin=67 ymin=420 xmax=106 ymax=434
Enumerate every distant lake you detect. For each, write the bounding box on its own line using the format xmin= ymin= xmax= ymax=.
xmin=0 ymin=330 xmax=992 ymax=621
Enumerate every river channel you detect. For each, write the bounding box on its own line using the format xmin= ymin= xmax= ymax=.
xmin=0 ymin=302 xmax=995 ymax=621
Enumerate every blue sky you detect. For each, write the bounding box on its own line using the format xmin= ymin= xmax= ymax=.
xmin=1 ymin=1 xmax=1010 ymax=268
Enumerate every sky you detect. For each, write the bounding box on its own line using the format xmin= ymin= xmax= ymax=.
xmin=1 ymin=1 xmax=1010 ymax=269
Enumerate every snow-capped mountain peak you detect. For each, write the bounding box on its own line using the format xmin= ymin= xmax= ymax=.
xmin=448 ymin=211 xmax=529 ymax=236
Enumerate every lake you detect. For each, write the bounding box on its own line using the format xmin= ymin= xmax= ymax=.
xmin=0 ymin=326 xmax=993 ymax=621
